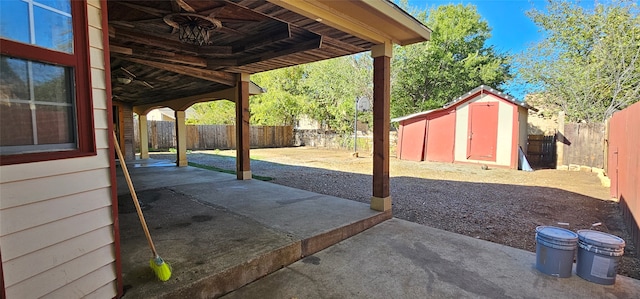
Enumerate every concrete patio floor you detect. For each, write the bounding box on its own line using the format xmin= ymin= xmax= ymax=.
xmin=117 ymin=159 xmax=640 ymax=298
xmin=116 ymin=159 xmax=389 ymax=298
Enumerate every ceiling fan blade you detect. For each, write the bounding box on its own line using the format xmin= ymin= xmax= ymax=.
xmin=140 ymin=80 xmax=154 ymax=89
xmin=200 ymin=6 xmax=225 ymax=17
xmin=120 ymin=67 xmax=137 ymax=79
xmin=174 ymin=0 xmax=195 ymax=13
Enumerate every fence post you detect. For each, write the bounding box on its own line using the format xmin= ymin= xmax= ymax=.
xmin=604 ymin=118 xmax=610 ymax=174
xmin=556 ymin=111 xmax=565 ymax=168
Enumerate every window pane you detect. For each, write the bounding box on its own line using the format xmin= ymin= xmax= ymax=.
xmin=0 ymin=55 xmax=77 ymax=153
xmin=0 ymin=56 xmax=30 ymax=100
xmin=0 ymin=102 xmax=34 ymax=146
xmin=0 ymin=56 xmax=33 ymax=146
xmin=33 ymin=60 xmax=71 ymax=104
xmin=35 ymin=0 xmax=71 ymax=14
xmin=0 ymin=0 xmax=30 ymax=44
xmin=34 ymin=5 xmax=73 ymax=53
xmin=36 ymin=104 xmax=74 ymax=144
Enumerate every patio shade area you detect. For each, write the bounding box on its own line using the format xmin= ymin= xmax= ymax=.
xmin=107 ymin=0 xmax=430 ymax=106
xmin=116 ymin=159 xmax=390 ymax=298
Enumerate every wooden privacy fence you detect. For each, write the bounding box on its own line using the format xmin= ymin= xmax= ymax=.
xmin=526 ymin=134 xmax=556 ymax=168
xmin=135 ymin=120 xmax=293 ymax=150
xmin=558 ymin=122 xmax=606 ymax=168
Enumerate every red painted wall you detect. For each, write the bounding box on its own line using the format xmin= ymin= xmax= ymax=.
xmin=608 ymin=101 xmax=640 ymax=247
xmin=424 ymin=110 xmax=455 ymax=162
xmin=398 ymin=118 xmax=427 ymax=161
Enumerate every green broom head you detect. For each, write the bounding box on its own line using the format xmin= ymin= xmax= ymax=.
xmin=150 ymin=256 xmax=172 ymax=281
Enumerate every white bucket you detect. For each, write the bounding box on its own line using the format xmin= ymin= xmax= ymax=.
xmin=535 ymin=226 xmax=578 ymax=278
xmin=576 ymin=230 xmax=625 ymax=285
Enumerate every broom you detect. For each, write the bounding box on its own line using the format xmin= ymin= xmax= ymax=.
xmin=113 ymin=132 xmax=172 ymax=281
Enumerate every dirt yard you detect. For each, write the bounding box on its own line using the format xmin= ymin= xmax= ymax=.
xmin=150 ymin=147 xmax=639 ymax=279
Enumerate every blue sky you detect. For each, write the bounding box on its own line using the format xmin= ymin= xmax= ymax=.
xmin=407 ymin=0 xmax=552 ymax=98
xmin=408 ymin=0 xmax=544 ymax=54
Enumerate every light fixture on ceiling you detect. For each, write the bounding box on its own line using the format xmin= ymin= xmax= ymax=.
xmin=117 ymin=77 xmax=132 ymax=85
xmin=164 ymin=13 xmax=222 ymax=46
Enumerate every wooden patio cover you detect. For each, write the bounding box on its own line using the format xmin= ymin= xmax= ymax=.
xmin=107 ymin=0 xmax=431 ymax=211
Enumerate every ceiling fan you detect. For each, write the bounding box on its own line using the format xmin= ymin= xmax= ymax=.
xmin=161 ymin=0 xmax=255 ymax=45
xmin=115 ymin=67 xmax=154 ymax=89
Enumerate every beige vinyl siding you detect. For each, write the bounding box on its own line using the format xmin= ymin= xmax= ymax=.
xmin=45 ymin=264 xmax=117 ymax=298
xmin=86 ymin=281 xmax=119 ymax=299
xmin=0 ymin=150 xmax=110 ymax=183
xmin=5 ymin=246 xmax=115 ymax=298
xmin=1 ymin=207 xmax=113 ymax=261
xmin=92 ymin=87 xmax=108 ymax=110
xmin=0 ymin=169 xmax=110 ymax=209
xmin=0 ymin=188 xmax=111 ymax=236
xmin=3 ymin=225 xmax=114 ymax=286
xmin=0 ymin=1 xmax=117 ymax=298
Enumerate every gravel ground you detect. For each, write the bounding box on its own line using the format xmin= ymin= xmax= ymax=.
xmin=150 ymin=147 xmax=639 ymax=279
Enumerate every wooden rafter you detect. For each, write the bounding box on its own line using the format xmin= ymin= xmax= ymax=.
xmin=106 ymin=0 xmax=389 ymax=106
xmin=109 ymin=43 xmax=209 ymax=67
xmin=109 ymin=25 xmax=232 ymax=55
xmin=239 ymin=36 xmax=322 ymax=65
xmin=115 ymin=2 xmax=170 ymax=18
xmin=231 ymin=22 xmax=291 ymax=53
xmin=121 ymin=57 xmax=236 ymax=86
xmin=204 ymin=58 xmax=239 ymax=68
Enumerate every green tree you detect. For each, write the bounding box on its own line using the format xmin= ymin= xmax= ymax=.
xmin=187 ymin=55 xmax=371 ymax=133
xmin=188 ymin=100 xmax=235 ymax=125
xmin=301 ymin=55 xmax=372 ymax=134
xmin=250 ymin=65 xmax=306 ymax=126
xmin=517 ymin=0 xmax=640 ymax=122
xmin=392 ymin=4 xmax=511 ymax=118
xmin=188 ymin=66 xmax=306 ymax=126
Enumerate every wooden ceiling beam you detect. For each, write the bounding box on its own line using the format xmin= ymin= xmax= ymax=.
xmin=205 ymin=59 xmax=239 ymax=68
xmin=110 ymin=45 xmax=133 ymax=55
xmin=110 ymin=42 xmax=209 ymax=67
xmin=121 ymin=57 xmax=237 ymax=86
xmin=321 ymin=36 xmax=367 ymax=53
xmin=109 ymin=25 xmax=197 ymax=55
xmin=231 ymin=22 xmax=291 ymax=53
xmin=239 ymin=36 xmax=322 ymax=65
xmin=114 ymin=2 xmax=171 ymax=18
xmin=109 ymin=25 xmax=233 ymax=55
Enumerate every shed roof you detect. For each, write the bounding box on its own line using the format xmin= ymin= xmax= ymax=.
xmin=443 ymin=85 xmax=537 ymax=111
xmin=391 ymin=85 xmax=538 ymax=123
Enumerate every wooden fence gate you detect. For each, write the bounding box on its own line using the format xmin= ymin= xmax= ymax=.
xmin=526 ymin=134 xmax=556 ymax=168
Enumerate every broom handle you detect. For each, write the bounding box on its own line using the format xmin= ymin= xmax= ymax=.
xmin=113 ymin=132 xmax=159 ymax=257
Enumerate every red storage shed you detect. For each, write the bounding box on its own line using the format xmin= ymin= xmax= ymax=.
xmin=393 ymin=85 xmax=537 ymax=169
